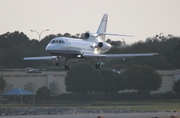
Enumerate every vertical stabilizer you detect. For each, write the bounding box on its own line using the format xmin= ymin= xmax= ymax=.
xmin=97 ymin=14 xmax=108 ymax=41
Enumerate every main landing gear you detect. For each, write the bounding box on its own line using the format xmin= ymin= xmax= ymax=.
xmin=56 ymin=63 xmax=101 ymax=71
xmin=55 ymin=62 xmax=70 ymax=71
xmin=95 ymin=63 xmax=101 ymax=70
xmin=64 ymin=64 xmax=70 ymax=71
xmin=55 ymin=56 xmax=70 ymax=71
xmin=55 ymin=56 xmax=102 ymax=71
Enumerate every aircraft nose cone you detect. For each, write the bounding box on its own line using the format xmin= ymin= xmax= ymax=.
xmin=46 ymin=44 xmax=54 ymax=53
xmin=45 ymin=45 xmax=50 ymax=51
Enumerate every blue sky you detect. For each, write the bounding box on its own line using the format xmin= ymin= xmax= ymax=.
xmin=0 ymin=0 xmax=180 ymax=44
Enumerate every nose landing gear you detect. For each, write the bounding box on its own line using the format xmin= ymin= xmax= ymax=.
xmin=55 ymin=56 xmax=60 ymax=66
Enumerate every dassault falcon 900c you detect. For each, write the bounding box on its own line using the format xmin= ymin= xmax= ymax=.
xmin=24 ymin=14 xmax=158 ymax=71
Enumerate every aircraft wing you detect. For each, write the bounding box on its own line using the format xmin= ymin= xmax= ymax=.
xmin=82 ymin=53 xmax=158 ymax=59
xmin=23 ymin=56 xmax=57 ymax=61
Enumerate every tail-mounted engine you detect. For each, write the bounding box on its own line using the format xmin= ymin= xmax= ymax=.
xmin=98 ymin=42 xmax=103 ymax=48
xmin=84 ymin=32 xmax=98 ymax=39
xmin=93 ymin=41 xmax=111 ymax=53
xmin=93 ymin=42 xmax=103 ymax=48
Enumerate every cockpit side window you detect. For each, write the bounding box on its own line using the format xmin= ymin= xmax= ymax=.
xmin=55 ymin=40 xmax=59 ymax=43
xmin=51 ymin=40 xmax=55 ymax=43
xmin=59 ymin=40 xmax=65 ymax=43
xmin=51 ymin=40 xmax=65 ymax=44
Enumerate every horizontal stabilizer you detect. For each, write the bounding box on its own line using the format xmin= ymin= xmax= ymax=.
xmin=23 ymin=56 xmax=57 ymax=61
xmin=98 ymin=32 xmax=134 ymax=37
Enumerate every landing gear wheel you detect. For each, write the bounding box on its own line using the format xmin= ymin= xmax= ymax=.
xmin=64 ymin=64 xmax=70 ymax=71
xmin=95 ymin=63 xmax=101 ymax=70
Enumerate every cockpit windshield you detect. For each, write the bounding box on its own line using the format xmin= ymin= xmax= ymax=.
xmin=51 ymin=40 xmax=65 ymax=44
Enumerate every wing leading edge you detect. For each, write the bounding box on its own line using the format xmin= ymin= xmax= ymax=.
xmin=23 ymin=56 xmax=57 ymax=61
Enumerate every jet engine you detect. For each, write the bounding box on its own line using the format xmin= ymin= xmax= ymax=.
xmin=98 ymin=42 xmax=103 ymax=48
xmin=84 ymin=32 xmax=98 ymax=39
xmin=97 ymin=42 xmax=112 ymax=53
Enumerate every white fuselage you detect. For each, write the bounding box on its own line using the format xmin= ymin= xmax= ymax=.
xmin=45 ymin=37 xmax=111 ymax=57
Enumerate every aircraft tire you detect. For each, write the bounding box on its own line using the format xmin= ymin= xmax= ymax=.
xmin=97 ymin=64 xmax=101 ymax=69
xmin=95 ymin=63 xmax=101 ymax=70
xmin=64 ymin=64 xmax=70 ymax=71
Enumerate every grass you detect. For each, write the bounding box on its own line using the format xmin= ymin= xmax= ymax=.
xmin=0 ymin=101 xmax=180 ymax=112
xmin=73 ymin=101 xmax=180 ymax=112
xmin=0 ymin=103 xmax=33 ymax=108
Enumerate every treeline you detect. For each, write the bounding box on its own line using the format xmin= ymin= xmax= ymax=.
xmin=106 ymin=35 xmax=180 ymax=70
xmin=0 ymin=31 xmax=180 ymax=70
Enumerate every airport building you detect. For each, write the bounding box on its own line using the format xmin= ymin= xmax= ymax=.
xmin=156 ymin=70 xmax=180 ymax=93
xmin=1 ymin=69 xmax=180 ymax=93
xmin=2 ymin=69 xmax=66 ymax=94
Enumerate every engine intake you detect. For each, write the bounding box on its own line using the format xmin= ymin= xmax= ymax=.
xmin=98 ymin=42 xmax=103 ymax=48
xmin=84 ymin=32 xmax=98 ymax=39
xmin=84 ymin=32 xmax=90 ymax=38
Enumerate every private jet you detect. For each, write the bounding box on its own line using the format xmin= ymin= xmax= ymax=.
xmin=24 ymin=14 xmax=158 ymax=71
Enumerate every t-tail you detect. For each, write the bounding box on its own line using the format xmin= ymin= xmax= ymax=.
xmin=96 ymin=14 xmax=134 ymax=41
xmin=97 ymin=14 xmax=108 ymax=41
xmin=84 ymin=13 xmax=134 ymax=42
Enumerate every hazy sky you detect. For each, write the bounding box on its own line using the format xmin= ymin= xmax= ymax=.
xmin=0 ymin=0 xmax=180 ymax=44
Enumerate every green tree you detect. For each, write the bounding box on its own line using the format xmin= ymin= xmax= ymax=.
xmin=63 ymin=33 xmax=71 ymax=37
xmin=106 ymin=39 xmax=122 ymax=47
xmin=99 ymin=69 xmax=118 ymax=94
xmin=65 ymin=62 xmax=103 ymax=94
xmin=173 ymin=79 xmax=180 ymax=94
xmin=4 ymin=83 xmax=14 ymax=92
xmin=49 ymin=81 xmax=60 ymax=96
xmin=36 ymin=86 xmax=52 ymax=96
xmin=121 ymin=65 xmax=162 ymax=98
xmin=24 ymin=82 xmax=36 ymax=92
xmin=117 ymin=74 xmax=126 ymax=91
xmin=0 ymin=77 xmax=6 ymax=93
xmin=49 ymin=81 xmax=60 ymax=102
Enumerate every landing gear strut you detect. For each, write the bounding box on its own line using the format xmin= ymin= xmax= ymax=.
xmin=55 ymin=56 xmax=60 ymax=66
xmin=95 ymin=63 xmax=101 ymax=70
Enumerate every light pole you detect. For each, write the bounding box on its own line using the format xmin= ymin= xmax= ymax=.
xmin=30 ymin=29 xmax=49 ymax=69
xmin=30 ymin=29 xmax=49 ymax=41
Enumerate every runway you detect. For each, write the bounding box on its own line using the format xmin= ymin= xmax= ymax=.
xmin=2 ymin=112 xmax=180 ymax=118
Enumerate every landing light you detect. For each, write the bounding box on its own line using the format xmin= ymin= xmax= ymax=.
xmin=77 ymin=55 xmax=81 ymax=58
